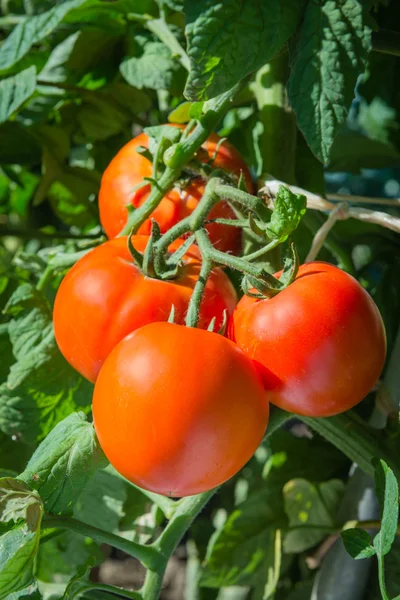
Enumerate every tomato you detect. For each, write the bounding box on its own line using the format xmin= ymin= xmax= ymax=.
xmin=53 ymin=236 xmax=237 ymax=383
xmin=98 ymin=125 xmax=254 ymax=253
xmin=93 ymin=322 xmax=269 ymax=497
xmin=229 ymin=262 xmax=386 ymax=417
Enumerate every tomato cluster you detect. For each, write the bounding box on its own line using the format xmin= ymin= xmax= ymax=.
xmin=53 ymin=126 xmax=386 ymax=497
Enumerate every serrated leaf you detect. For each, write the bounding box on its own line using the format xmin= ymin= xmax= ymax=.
xmin=341 ymin=528 xmax=376 ymax=559
xmin=373 ymin=460 xmax=399 ymax=556
xmin=144 ymin=124 xmax=182 ymax=144
xmin=38 ymin=32 xmax=80 ymax=87
xmin=0 ymin=67 xmax=36 ymax=124
xmin=266 ymin=186 xmax=306 ymax=242
xmin=287 ymin=0 xmax=372 ymax=162
xmin=184 ymin=0 xmax=306 ymax=101
xmin=0 ymin=478 xmax=42 ymax=528
xmin=20 ymin=413 xmax=107 ymax=515
xmin=120 ymin=41 xmax=181 ymax=91
xmin=0 ymin=0 xmax=89 ymax=73
xmin=283 ymin=478 xmax=344 ymax=553
xmin=0 ymin=284 xmax=92 ymax=444
xmin=200 ymin=489 xmax=285 ymax=587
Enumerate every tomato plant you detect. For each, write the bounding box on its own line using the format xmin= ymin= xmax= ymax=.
xmin=1 ymin=2 xmax=400 ymax=600
xmin=99 ymin=127 xmax=253 ymax=252
xmin=93 ymin=322 xmax=269 ymax=497
xmin=229 ymin=262 xmax=386 ymax=416
xmin=53 ymin=235 xmax=237 ymax=382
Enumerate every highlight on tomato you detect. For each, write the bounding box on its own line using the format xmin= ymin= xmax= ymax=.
xmin=229 ymin=261 xmax=386 ymax=417
xmin=53 ymin=236 xmax=237 ymax=383
xmin=93 ymin=322 xmax=269 ymax=497
xmin=98 ymin=125 xmax=254 ymax=253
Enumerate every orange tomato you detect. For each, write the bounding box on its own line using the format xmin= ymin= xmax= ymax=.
xmin=53 ymin=236 xmax=237 ymax=383
xmin=99 ymin=125 xmax=253 ymax=253
xmin=229 ymin=262 xmax=386 ymax=417
xmin=93 ymin=322 xmax=269 ymax=497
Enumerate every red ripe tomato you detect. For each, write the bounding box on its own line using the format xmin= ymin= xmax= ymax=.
xmin=98 ymin=125 xmax=253 ymax=253
xmin=93 ymin=322 xmax=269 ymax=497
xmin=53 ymin=236 xmax=237 ymax=383
xmin=229 ymin=262 xmax=386 ymax=417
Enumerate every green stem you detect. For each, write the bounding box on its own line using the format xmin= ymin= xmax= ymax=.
xmin=244 ymin=239 xmax=280 ymax=262
xmin=141 ymin=491 xmax=215 ymax=600
xmin=119 ymin=83 xmax=242 ymax=236
xmin=185 ymin=253 xmax=213 ymax=327
xmin=377 ymin=554 xmax=390 ymax=600
xmin=372 ymin=30 xmax=400 ymax=58
xmin=195 ymin=229 xmax=265 ymax=278
xmin=36 ymin=265 xmax=52 ymax=292
xmin=42 ymin=516 xmax=162 ymax=571
xmin=78 ymin=583 xmax=142 ymax=600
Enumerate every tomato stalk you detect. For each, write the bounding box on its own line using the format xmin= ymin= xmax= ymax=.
xmin=41 ymin=515 xmax=164 ymax=572
xmin=119 ymin=83 xmax=243 ymax=237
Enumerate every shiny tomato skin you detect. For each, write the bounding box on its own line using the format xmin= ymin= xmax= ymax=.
xmin=229 ymin=262 xmax=386 ymax=417
xmin=98 ymin=126 xmax=253 ymax=253
xmin=53 ymin=236 xmax=237 ymax=383
xmin=93 ymin=322 xmax=269 ymax=497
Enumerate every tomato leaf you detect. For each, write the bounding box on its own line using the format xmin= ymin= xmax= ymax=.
xmin=0 ymin=479 xmax=43 ymax=600
xmin=0 ymin=523 xmax=40 ymax=600
xmin=200 ymin=489 xmax=285 ymax=587
xmin=0 ymin=67 xmax=37 ymax=124
xmin=0 ymin=0 xmax=89 ymax=74
xmin=341 ymin=528 xmax=376 ymax=560
xmin=287 ymin=0 xmax=372 ymax=163
xmin=283 ymin=478 xmax=344 ymax=553
xmin=0 ymin=284 xmax=92 ymax=444
xmin=120 ymin=40 xmax=182 ymax=92
xmin=373 ymin=459 xmax=399 ymax=556
xmin=0 ymin=478 xmax=42 ymax=527
xmin=19 ymin=412 xmax=106 ymax=515
xmin=266 ymin=186 xmax=306 ymax=242
xmin=184 ymin=0 xmax=306 ymax=101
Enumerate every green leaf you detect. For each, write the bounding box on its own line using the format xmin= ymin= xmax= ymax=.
xmin=38 ymin=32 xmax=81 ymax=86
xmin=266 ymin=185 xmax=306 ymax=242
xmin=341 ymin=528 xmax=376 ymax=559
xmin=373 ymin=460 xmax=399 ymax=556
xmin=0 ymin=523 xmax=40 ymax=600
xmin=20 ymin=412 xmax=107 ymax=515
xmin=144 ymin=124 xmax=182 ymax=144
xmin=3 ymin=582 xmax=42 ymax=599
xmin=0 ymin=67 xmax=36 ymax=124
xmin=0 ymin=0 xmax=90 ymax=74
xmin=0 ymin=478 xmax=42 ymax=527
xmin=0 ymin=284 xmax=93 ymax=444
xmin=0 ymin=480 xmax=43 ymax=600
xmin=287 ymin=0 xmax=372 ymax=162
xmin=120 ymin=41 xmax=182 ymax=91
xmin=283 ymin=478 xmax=344 ymax=553
xmin=168 ymin=102 xmax=192 ymax=123
xmin=200 ymin=489 xmax=285 ymax=587
xmin=184 ymin=0 xmax=305 ymax=101
xmin=328 ymin=130 xmax=400 ymax=173
xmin=73 ymin=467 xmax=126 ymax=533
